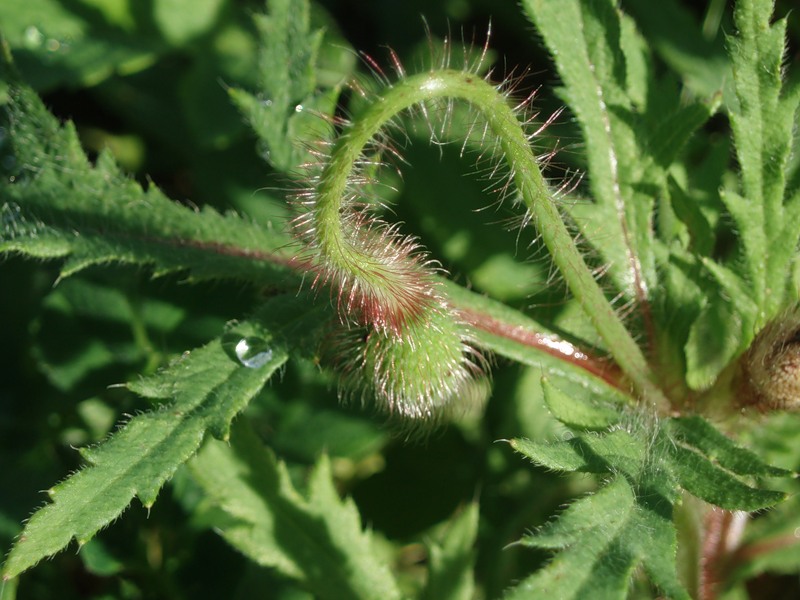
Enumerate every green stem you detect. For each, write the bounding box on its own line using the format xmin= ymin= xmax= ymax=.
xmin=315 ymin=69 xmax=668 ymax=410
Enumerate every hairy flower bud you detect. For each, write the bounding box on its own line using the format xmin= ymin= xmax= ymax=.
xmin=739 ymin=307 xmax=800 ymax=411
xmin=322 ymin=299 xmax=489 ymax=420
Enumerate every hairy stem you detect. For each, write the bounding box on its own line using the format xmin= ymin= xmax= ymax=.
xmin=314 ymin=69 xmax=668 ymax=410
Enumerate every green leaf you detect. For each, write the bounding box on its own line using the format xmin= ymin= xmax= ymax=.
xmin=666 ymin=416 xmax=792 ymax=478
xmin=0 ymin=0 xmax=161 ymax=91
xmin=522 ymin=0 xmax=644 ymax=296
xmin=188 ymin=423 xmax=402 ymax=600
xmin=522 ymin=0 xmax=716 ymax=332
xmin=682 ymin=0 xmax=800 ymax=387
xmin=423 ymin=503 xmax=479 ymax=600
xmin=665 ymin=444 xmax=785 ymax=511
xmin=0 ymin=76 xmax=656 ymax=410
xmin=1 ymin=84 xmax=297 ymax=286
xmin=684 ymin=288 xmax=747 ymax=390
xmin=31 ymin=276 xmax=185 ymax=392
xmin=511 ymin=429 xmax=647 ymax=481
xmin=443 ymin=280 xmax=634 ymax=409
xmin=508 ymin=413 xmax=791 ymax=598
xmin=723 ymin=0 xmax=800 ymax=316
xmin=507 ymin=477 xmax=689 ymax=600
xmin=540 ymin=377 xmax=620 ymax=431
xmin=230 ymin=0 xmax=352 ymax=171
xmin=0 ymin=297 xmax=316 ymax=580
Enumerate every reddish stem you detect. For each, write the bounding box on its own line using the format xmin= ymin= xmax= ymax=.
xmin=151 ymin=234 xmax=626 ymax=390
xmin=458 ymin=307 xmax=625 ymax=391
xmin=699 ymin=510 xmax=749 ymax=600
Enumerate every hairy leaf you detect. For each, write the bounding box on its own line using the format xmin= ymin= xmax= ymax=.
xmin=0 ymin=296 xmax=325 ymax=580
xmin=507 ymin=477 xmax=688 ymax=600
xmin=540 ymin=377 xmax=621 ymax=431
xmin=229 ymin=0 xmax=351 ymax=171
xmin=188 ymin=423 xmax=402 ymax=600
xmin=522 ymin=0 xmax=643 ymax=296
xmin=726 ymin=0 xmax=800 ymax=314
xmin=523 ymin=0 xmax=715 ymax=304
xmin=0 ymin=84 xmax=297 ymax=286
xmin=684 ymin=0 xmax=800 ymax=388
xmin=508 ymin=412 xmax=789 ymax=598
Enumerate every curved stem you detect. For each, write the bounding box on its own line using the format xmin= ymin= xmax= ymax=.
xmin=314 ymin=69 xmax=668 ymax=410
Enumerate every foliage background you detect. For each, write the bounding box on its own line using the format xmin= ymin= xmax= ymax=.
xmin=1 ymin=0 xmax=799 ymax=598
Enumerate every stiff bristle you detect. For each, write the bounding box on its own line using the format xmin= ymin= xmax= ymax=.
xmin=323 ymin=299 xmax=490 ymax=421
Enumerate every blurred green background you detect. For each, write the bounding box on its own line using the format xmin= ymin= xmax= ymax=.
xmin=1 ymin=1 xmax=799 ymax=598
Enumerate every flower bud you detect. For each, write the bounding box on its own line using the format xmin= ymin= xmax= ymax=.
xmin=322 ymin=299 xmax=489 ymax=421
xmin=739 ymin=307 xmax=800 ymax=411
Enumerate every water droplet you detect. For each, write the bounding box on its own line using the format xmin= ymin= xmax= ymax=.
xmin=234 ymin=337 xmax=273 ymax=369
xmin=295 ymin=104 xmax=304 ymax=113
xmin=45 ymin=38 xmax=62 ymax=52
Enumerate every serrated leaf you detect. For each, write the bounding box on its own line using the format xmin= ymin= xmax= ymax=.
xmin=188 ymin=423 xmax=401 ymax=600
xmin=508 ymin=412 xmax=790 ymax=598
xmin=0 ymin=84 xmax=296 ymax=286
xmin=507 ymin=477 xmax=689 ymax=600
xmin=0 ymin=296 xmax=326 ymax=580
xmin=230 ymin=0 xmax=350 ymax=171
xmin=667 ymin=416 xmax=792 ymax=478
xmin=423 ymin=503 xmax=479 ymax=600
xmin=725 ymin=0 xmax=800 ymax=316
xmin=666 ymin=443 xmax=785 ymax=511
xmin=522 ymin=0 xmax=645 ymax=296
xmin=523 ymin=0 xmax=716 ymax=314
xmin=541 ymin=377 xmax=620 ymax=431
xmin=511 ymin=429 xmax=646 ymax=478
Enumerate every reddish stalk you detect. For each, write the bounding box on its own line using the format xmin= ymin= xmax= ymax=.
xmin=151 ymin=233 xmax=627 ymax=391
xmin=699 ymin=510 xmax=749 ymax=600
xmin=458 ymin=307 xmax=625 ymax=390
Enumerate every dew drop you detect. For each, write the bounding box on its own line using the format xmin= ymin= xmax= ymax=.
xmin=295 ymin=104 xmax=304 ymax=112
xmin=234 ymin=337 xmax=273 ymax=369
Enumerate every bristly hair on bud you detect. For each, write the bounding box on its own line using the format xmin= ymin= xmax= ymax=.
xmin=321 ymin=298 xmax=491 ymax=423
xmin=288 ymin=27 xmax=514 ymax=422
xmin=291 ymin=23 xmax=668 ymax=417
xmin=290 ymin=24 xmax=511 ymax=337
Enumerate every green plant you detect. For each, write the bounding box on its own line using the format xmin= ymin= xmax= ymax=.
xmin=1 ymin=0 xmax=799 ymax=598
